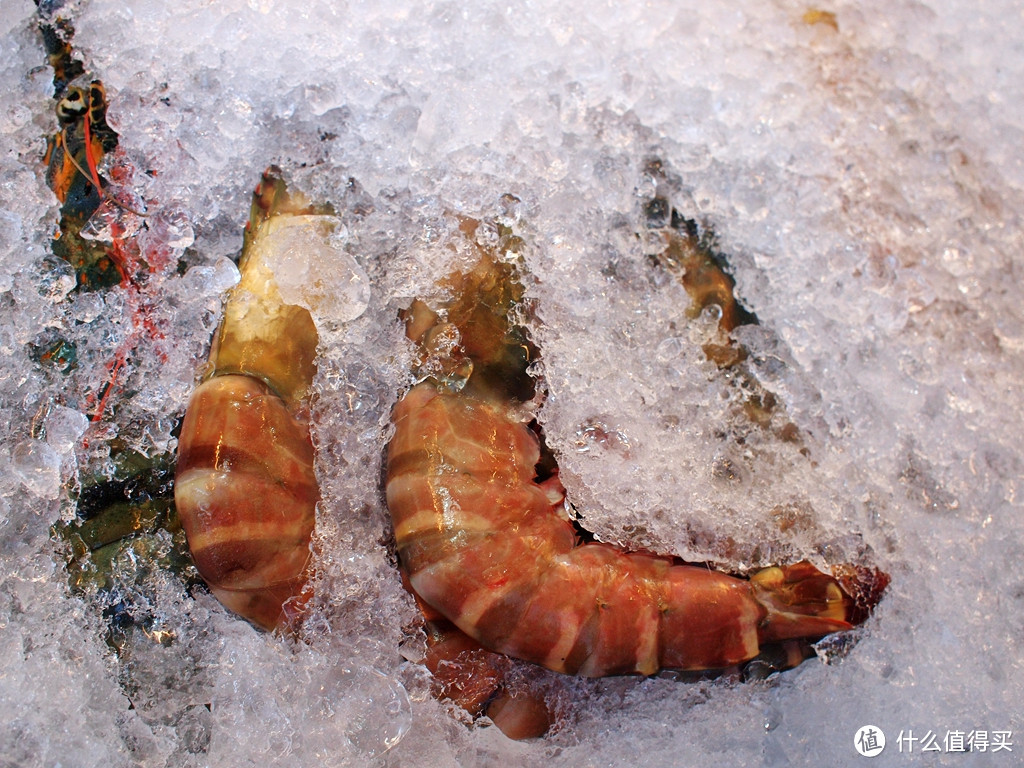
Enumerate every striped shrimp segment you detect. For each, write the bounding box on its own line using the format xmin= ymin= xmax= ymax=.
xmin=176 ymin=374 xmax=317 ymax=629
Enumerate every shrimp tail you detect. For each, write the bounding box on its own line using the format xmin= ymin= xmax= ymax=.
xmin=751 ymin=561 xmax=891 ymax=644
xmin=751 ymin=561 xmax=854 ymax=643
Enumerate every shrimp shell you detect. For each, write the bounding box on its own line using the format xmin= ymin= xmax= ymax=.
xmin=175 ymin=374 xmax=317 ymax=630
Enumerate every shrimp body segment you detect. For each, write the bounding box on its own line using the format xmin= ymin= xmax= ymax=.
xmin=175 ymin=169 xmax=326 ymax=631
xmin=175 ymin=374 xmax=318 ymax=629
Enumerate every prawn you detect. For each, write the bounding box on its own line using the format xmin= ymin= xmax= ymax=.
xmin=386 ymin=218 xmax=887 ymax=682
xmin=40 ymin=69 xmax=162 ymax=421
xmin=174 ymin=169 xmax=321 ymax=631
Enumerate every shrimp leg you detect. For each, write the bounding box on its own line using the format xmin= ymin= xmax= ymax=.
xmin=413 ymin=584 xmax=554 ymax=739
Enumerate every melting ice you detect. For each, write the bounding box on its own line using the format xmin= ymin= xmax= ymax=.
xmin=1 ymin=0 xmax=1023 ymax=766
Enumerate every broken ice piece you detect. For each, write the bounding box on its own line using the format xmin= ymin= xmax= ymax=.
xmin=79 ymin=192 xmax=145 ymax=244
xmin=11 ymin=439 xmax=61 ymax=499
xmin=253 ymin=214 xmax=371 ymax=325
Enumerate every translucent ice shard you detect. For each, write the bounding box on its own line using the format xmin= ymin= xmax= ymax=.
xmin=257 ymin=215 xmax=371 ymax=325
xmin=11 ymin=439 xmax=61 ymax=499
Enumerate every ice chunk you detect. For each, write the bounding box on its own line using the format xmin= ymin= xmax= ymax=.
xmin=150 ymin=206 xmax=196 ymax=250
xmin=44 ymin=405 xmax=89 ymax=455
xmin=10 ymin=439 xmax=61 ymax=499
xmin=255 ymin=214 xmax=371 ymax=325
xmin=79 ymin=195 xmax=146 ymax=244
xmin=182 ymin=256 xmax=241 ymax=298
xmin=307 ymin=666 xmax=412 ymax=757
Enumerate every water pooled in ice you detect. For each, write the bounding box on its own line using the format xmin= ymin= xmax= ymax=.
xmin=2 ymin=0 xmax=1022 ymax=765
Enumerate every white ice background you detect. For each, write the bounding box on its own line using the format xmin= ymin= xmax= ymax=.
xmin=1 ymin=0 xmax=1022 ymax=766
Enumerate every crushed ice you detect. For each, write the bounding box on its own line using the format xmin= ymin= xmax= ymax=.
xmin=1 ymin=0 xmax=1022 ymax=766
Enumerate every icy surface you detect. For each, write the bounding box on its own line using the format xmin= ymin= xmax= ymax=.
xmin=2 ymin=0 xmax=1023 ymax=765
